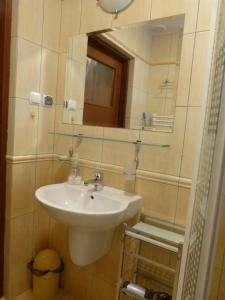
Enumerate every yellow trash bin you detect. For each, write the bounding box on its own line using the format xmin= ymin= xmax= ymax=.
xmin=28 ymin=249 xmax=64 ymax=300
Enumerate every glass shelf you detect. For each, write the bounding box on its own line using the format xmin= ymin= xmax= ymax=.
xmin=49 ymin=132 xmax=170 ymax=148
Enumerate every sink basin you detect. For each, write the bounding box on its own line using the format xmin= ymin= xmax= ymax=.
xmin=35 ymin=183 xmax=141 ymax=265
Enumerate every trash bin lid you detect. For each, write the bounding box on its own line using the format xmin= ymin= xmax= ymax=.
xmin=34 ymin=249 xmax=61 ymax=271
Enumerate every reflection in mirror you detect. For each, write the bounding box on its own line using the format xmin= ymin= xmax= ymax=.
xmin=63 ymin=15 xmax=184 ymax=132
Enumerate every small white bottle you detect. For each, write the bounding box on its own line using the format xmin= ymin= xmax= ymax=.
xmin=68 ymin=153 xmax=82 ymax=185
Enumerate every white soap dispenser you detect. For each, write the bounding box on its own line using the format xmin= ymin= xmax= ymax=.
xmin=68 ymin=153 xmax=82 ymax=185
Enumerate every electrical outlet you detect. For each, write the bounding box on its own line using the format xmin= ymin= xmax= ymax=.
xmin=42 ymin=95 xmax=54 ymax=106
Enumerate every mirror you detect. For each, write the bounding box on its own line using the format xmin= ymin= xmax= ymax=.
xmin=63 ymin=15 xmax=184 ymax=132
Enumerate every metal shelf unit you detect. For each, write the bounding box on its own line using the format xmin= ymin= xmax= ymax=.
xmin=119 ymin=215 xmax=185 ymax=300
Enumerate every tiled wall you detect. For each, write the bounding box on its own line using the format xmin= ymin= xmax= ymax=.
xmin=5 ymin=0 xmax=215 ymax=299
xmin=5 ymin=0 xmax=61 ymax=299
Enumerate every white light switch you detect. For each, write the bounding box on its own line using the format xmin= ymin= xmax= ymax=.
xmin=30 ymin=92 xmax=41 ymax=105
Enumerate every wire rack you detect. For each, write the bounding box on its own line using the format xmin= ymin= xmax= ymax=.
xmin=119 ymin=215 xmax=184 ymax=300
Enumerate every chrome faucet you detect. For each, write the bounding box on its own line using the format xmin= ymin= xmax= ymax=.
xmin=84 ymin=171 xmax=103 ymax=191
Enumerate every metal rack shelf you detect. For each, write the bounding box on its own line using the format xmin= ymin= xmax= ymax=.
xmin=119 ymin=214 xmax=185 ymax=300
xmin=49 ymin=132 xmax=170 ymax=148
xmin=125 ymin=222 xmax=184 ymax=252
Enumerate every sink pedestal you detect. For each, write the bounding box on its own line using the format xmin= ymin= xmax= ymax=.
xmin=69 ymin=228 xmax=114 ymax=266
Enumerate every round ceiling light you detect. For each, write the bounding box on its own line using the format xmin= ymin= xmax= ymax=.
xmin=97 ymin=0 xmax=133 ymax=13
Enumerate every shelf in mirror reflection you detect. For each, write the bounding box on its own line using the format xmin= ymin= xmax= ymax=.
xmin=49 ymin=132 xmax=170 ymax=148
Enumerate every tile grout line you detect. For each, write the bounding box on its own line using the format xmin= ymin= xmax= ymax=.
xmin=173 ymin=0 xmax=202 ymax=223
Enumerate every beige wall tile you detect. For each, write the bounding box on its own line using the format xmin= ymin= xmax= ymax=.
xmin=7 ymin=97 xmax=16 ymax=155
xmin=35 ymin=160 xmax=53 ymax=188
xmin=12 ymin=0 xmax=44 ymax=44
xmin=197 ymin=0 xmax=214 ymax=31
xmin=131 ymin=58 xmax=150 ymax=93
xmin=176 ymin=33 xmax=195 ymax=106
xmin=189 ymin=31 xmax=210 ymax=106
xmin=3 ymin=220 xmax=11 ymax=300
xmin=183 ymin=0 xmax=199 ymax=34
xmin=174 ymin=187 xmax=190 ymax=226
xmin=88 ymin=276 xmax=117 ymax=300
xmin=54 ymin=105 xmax=73 ymax=155
xmin=139 ymin=107 xmax=187 ymax=176
xmin=54 ymin=131 xmax=73 ymax=156
xmin=6 ymin=260 xmax=32 ymax=300
xmin=37 ymin=106 xmax=55 ymax=154
xmin=151 ymin=0 xmax=199 ymax=34
xmin=151 ymin=0 xmax=185 ymax=20
xmin=62 ymin=260 xmax=92 ymax=300
xmin=136 ymin=178 xmax=178 ymax=223
xmin=60 ymin=0 xmax=82 ymax=52
xmin=11 ymin=287 xmax=78 ymax=300
xmin=78 ymin=166 xmax=96 ymax=182
xmin=33 ymin=203 xmax=50 ymax=255
xmin=6 ymin=163 xmax=35 ymax=219
xmin=40 ymin=48 xmax=59 ymax=99
xmin=150 ymin=33 xmax=178 ymax=63
xmin=8 ymin=213 xmax=34 ymax=276
xmin=102 ymin=128 xmax=139 ymax=167
xmin=148 ymin=64 xmax=169 ymax=115
xmin=180 ymin=107 xmax=201 ymax=178
xmin=80 ymin=0 xmax=112 ymax=34
xmin=56 ymin=53 xmax=67 ymax=105
xmin=66 ymin=60 xmax=86 ymax=108
xmin=42 ymin=0 xmax=61 ymax=51
xmin=10 ymin=37 xmax=42 ymax=99
xmin=71 ymin=35 xmax=88 ymax=64
xmin=7 ymin=99 xmax=38 ymax=156
xmin=49 ymin=220 xmax=69 ymax=260
xmin=90 ymin=225 xmax=123 ymax=285
xmin=112 ymin=0 xmax=151 ymax=27
xmin=5 ymin=164 xmax=12 ymax=219
xmin=52 ymin=161 xmax=71 ymax=183
xmin=102 ymin=170 xmax=126 ymax=191
xmin=128 ymin=88 xmax=148 ymax=125
xmin=9 ymin=37 xmax=18 ymax=99
xmin=73 ymin=125 xmax=103 ymax=162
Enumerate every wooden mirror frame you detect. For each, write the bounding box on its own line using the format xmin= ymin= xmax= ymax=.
xmin=0 ymin=0 xmax=11 ymax=296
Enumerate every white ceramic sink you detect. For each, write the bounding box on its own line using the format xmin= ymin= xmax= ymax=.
xmin=35 ymin=183 xmax=141 ymax=265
